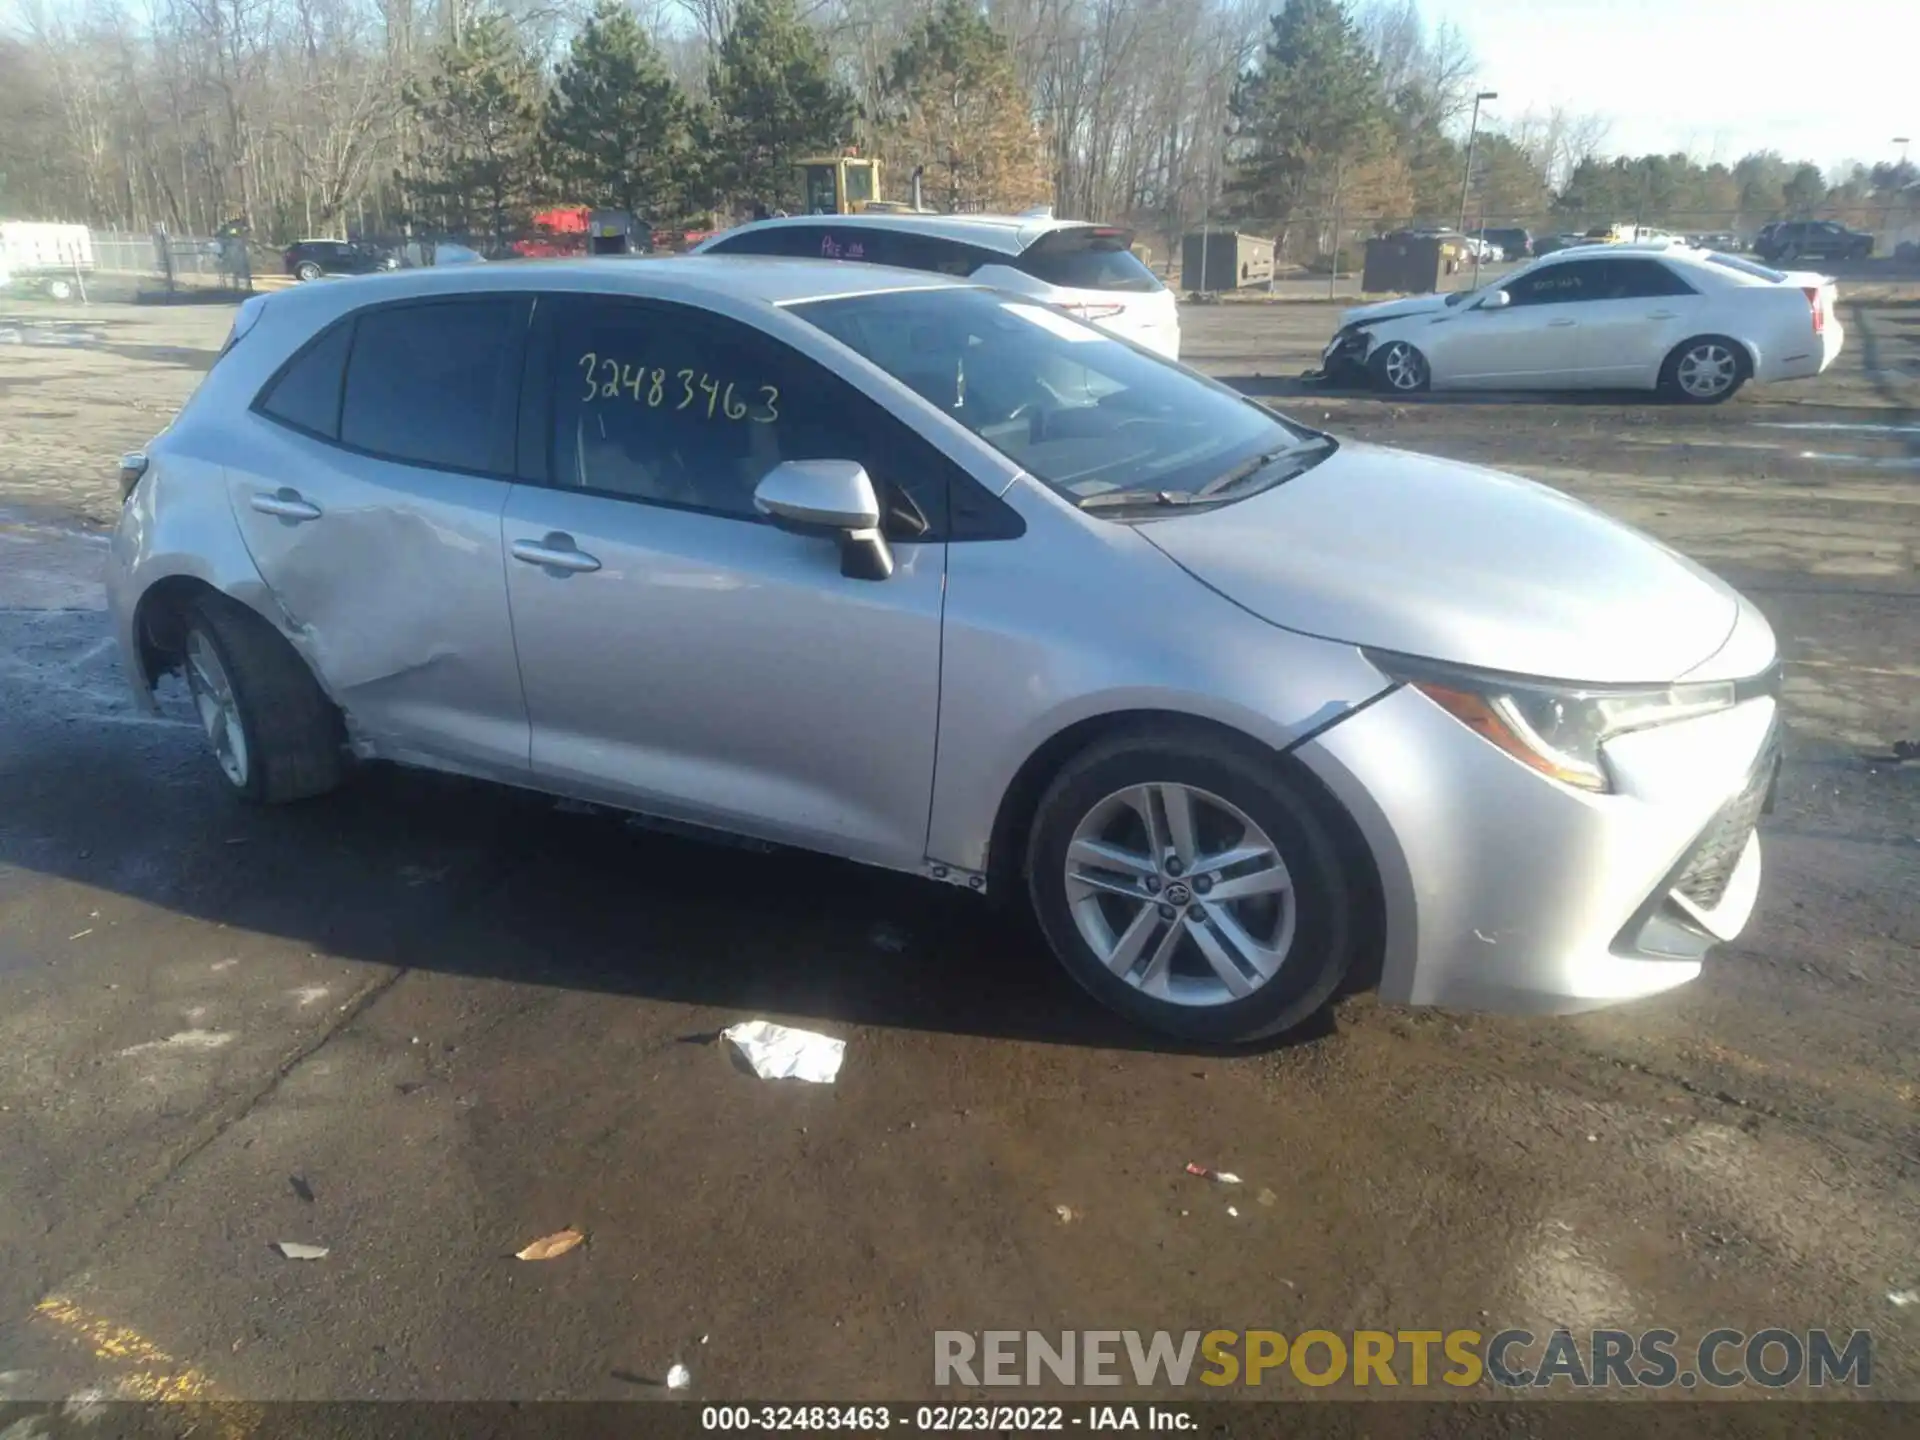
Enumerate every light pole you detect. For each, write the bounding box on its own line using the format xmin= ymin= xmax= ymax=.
xmin=1897 ymin=136 xmax=1912 ymax=167
xmin=1889 ymin=138 xmax=1911 ymax=255
xmin=1457 ymin=90 xmax=1498 ymax=239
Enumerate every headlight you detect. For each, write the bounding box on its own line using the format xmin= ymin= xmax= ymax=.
xmin=1367 ymin=651 xmax=1736 ymax=793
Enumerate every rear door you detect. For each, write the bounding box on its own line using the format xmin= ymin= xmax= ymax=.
xmin=225 ymin=295 xmax=531 ymax=773
xmin=1569 ymin=258 xmax=1705 ymax=386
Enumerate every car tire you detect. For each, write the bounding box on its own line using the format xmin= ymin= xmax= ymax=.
xmin=1025 ymin=728 xmax=1358 ymax=1044
xmin=295 ymin=261 xmax=322 ymax=282
xmin=182 ymin=598 xmax=346 ymax=805
xmin=1369 ymin=340 xmax=1430 ymax=394
xmin=1660 ymin=336 xmax=1749 ymax=405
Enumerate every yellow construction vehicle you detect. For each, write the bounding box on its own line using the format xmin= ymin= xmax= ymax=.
xmin=794 ymin=152 xmax=934 ymax=215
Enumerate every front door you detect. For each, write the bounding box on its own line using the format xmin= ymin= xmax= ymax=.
xmin=1431 ymin=260 xmax=1605 ymax=385
xmin=501 ymin=294 xmax=952 ymax=870
xmin=226 ymin=294 xmax=531 ymax=773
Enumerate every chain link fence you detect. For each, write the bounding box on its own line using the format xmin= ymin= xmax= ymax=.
xmin=90 ymin=228 xmax=258 ymax=296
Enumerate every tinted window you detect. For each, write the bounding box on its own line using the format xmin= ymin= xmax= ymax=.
xmin=793 ymin=286 xmax=1312 ymax=508
xmin=1507 ymin=260 xmax=1603 ymax=304
xmin=1603 ymin=259 xmax=1696 ymax=298
xmin=545 ymin=298 xmax=950 ymax=533
xmin=706 ymin=225 xmax=822 ymax=258
xmin=340 ymin=299 xmax=518 ymax=472
xmin=1018 ymin=231 xmax=1161 ymax=293
xmin=256 ymin=320 xmax=351 ymax=438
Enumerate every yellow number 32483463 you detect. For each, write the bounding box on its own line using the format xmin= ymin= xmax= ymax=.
xmin=578 ymin=353 xmax=778 ymax=423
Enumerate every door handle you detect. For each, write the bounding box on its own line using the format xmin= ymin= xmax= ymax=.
xmin=1547 ymin=318 xmax=1577 ymax=328
xmin=512 ymin=534 xmax=602 ymax=573
xmin=1647 ymin=310 xmax=1677 ymax=320
xmin=250 ymin=489 xmax=321 ymax=522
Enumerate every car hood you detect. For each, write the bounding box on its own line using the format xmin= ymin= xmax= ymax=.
xmin=1338 ymin=293 xmax=1453 ymax=328
xmin=1139 ymin=443 xmax=1741 ymax=684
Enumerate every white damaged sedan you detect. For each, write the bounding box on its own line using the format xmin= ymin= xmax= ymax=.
xmin=1322 ymin=242 xmax=1842 ymax=403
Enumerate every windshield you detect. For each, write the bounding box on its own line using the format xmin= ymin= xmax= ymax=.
xmin=1704 ymin=252 xmax=1788 ymax=283
xmin=788 ymin=286 xmax=1314 ymax=508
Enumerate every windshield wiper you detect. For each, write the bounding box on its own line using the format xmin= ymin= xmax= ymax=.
xmin=1075 ymin=439 xmax=1332 ymax=512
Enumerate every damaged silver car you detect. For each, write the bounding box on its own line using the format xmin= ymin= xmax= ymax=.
xmin=107 ymin=259 xmax=1781 ymax=1043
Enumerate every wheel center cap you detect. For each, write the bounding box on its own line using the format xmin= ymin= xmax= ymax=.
xmin=1164 ymin=881 xmax=1192 ymax=907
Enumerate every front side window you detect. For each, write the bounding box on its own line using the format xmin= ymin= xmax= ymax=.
xmin=1506 ymin=261 xmax=1602 ymax=305
xmin=544 ymin=297 xmax=949 ymax=532
xmin=790 ymin=286 xmax=1315 ymax=510
xmin=339 ymin=298 xmax=519 ymax=473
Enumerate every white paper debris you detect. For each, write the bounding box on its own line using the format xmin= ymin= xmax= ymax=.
xmin=666 ymin=1363 xmax=691 ymax=1390
xmin=1889 ymin=1290 xmax=1918 ymax=1307
xmin=272 ymin=1242 xmax=330 ymax=1260
xmin=722 ymin=1021 xmax=845 ymax=1083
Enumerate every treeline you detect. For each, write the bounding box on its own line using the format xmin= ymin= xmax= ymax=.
xmin=2 ymin=0 xmax=1912 ymax=254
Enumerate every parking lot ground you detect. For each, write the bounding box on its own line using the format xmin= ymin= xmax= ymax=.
xmin=0 ymin=290 xmax=1915 ymax=1410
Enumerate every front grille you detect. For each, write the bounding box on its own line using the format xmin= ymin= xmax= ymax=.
xmin=1672 ymin=729 xmax=1780 ymax=910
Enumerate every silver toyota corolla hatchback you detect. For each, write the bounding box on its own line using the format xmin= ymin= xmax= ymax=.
xmin=106 ymin=259 xmax=1782 ymax=1043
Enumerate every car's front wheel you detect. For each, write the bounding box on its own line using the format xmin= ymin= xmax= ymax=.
xmin=295 ymin=260 xmax=322 ymax=282
xmin=1661 ymin=336 xmax=1748 ymax=404
xmin=1369 ymin=340 xmax=1430 ymax=394
xmin=1026 ymin=729 xmax=1358 ymax=1044
xmin=182 ymin=598 xmax=346 ymax=804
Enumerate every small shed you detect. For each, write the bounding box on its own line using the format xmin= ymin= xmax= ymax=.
xmin=1181 ymin=230 xmax=1274 ymax=292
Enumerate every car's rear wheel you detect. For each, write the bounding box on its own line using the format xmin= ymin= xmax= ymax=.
xmin=182 ymin=599 xmax=345 ymax=804
xmin=45 ymin=277 xmax=75 ymax=301
xmin=1661 ymin=336 xmax=1748 ymax=404
xmin=1369 ymin=340 xmax=1430 ymax=394
xmin=295 ymin=260 xmax=322 ymax=281
xmin=1026 ymin=730 xmax=1357 ymax=1044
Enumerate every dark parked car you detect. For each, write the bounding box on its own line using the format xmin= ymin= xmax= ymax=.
xmin=1473 ymin=226 xmax=1532 ymax=259
xmin=283 ymin=239 xmax=399 ymax=282
xmin=1753 ymin=220 xmax=1872 ymax=264
xmin=1531 ymin=233 xmax=1590 ymax=257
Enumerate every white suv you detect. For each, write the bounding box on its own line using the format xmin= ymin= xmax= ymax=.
xmin=695 ymin=213 xmax=1181 ymax=360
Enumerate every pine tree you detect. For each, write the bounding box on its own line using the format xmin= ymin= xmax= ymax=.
xmin=403 ymin=12 xmax=545 ymax=253
xmin=706 ymin=0 xmax=856 ymax=215
xmin=1227 ymin=0 xmax=1386 ymax=234
xmin=544 ymin=0 xmax=694 ymax=224
xmin=883 ymin=0 xmax=1049 ymax=213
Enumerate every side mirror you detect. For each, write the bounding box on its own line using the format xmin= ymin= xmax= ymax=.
xmin=753 ymin=459 xmax=894 ymax=581
xmin=1479 ymin=290 xmax=1513 ymax=310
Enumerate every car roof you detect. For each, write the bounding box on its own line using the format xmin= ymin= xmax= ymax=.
xmin=700 ymin=211 xmax=1112 ymax=256
xmin=259 ymin=255 xmax=968 ymax=318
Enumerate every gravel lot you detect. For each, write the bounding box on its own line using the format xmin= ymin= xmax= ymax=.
xmin=0 ymin=284 xmax=1915 ymax=1415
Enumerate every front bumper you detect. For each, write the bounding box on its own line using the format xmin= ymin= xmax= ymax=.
xmin=1316 ymin=325 xmax=1375 ymax=386
xmin=1292 ymin=681 xmax=1780 ymax=1014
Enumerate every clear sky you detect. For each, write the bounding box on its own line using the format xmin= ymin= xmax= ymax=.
xmin=1419 ymin=0 xmax=1915 ymax=173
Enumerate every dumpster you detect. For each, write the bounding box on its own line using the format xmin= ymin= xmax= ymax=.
xmin=1181 ymin=230 xmax=1274 ymax=292
xmin=1361 ymin=233 xmax=1449 ymax=294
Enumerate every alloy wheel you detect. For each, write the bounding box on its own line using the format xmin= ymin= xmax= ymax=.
xmin=1381 ymin=342 xmax=1426 ymax=391
xmin=1676 ymin=342 xmax=1738 ymax=399
xmin=187 ymin=630 xmax=250 ymax=788
xmin=1063 ymin=783 xmax=1296 ymax=1007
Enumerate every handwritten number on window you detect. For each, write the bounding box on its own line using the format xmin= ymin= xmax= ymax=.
xmin=578 ymin=354 xmax=779 ymax=423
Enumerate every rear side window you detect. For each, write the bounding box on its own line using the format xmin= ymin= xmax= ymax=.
xmin=1017 ymin=231 xmax=1161 ymax=293
xmin=256 ymin=320 xmax=351 ymax=438
xmin=340 ymin=299 xmax=519 ymax=473
xmin=1605 ymin=259 xmax=1697 ymax=298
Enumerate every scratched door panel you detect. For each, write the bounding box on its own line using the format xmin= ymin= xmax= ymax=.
xmin=225 ymin=296 xmax=531 ymax=773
